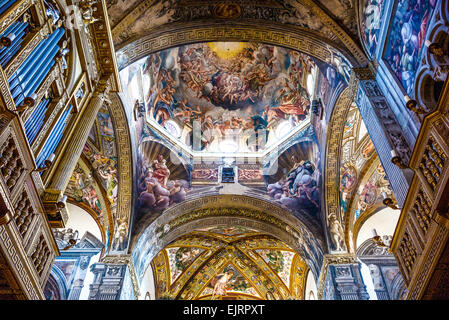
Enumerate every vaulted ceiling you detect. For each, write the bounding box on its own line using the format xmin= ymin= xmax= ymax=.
xmin=107 ymin=0 xmax=368 ymax=67
xmin=150 ymin=228 xmax=308 ymax=300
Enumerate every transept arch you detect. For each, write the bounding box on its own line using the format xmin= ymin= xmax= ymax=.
xmin=115 ymin=21 xmax=363 ymax=72
xmin=130 ymin=194 xmax=326 ymax=290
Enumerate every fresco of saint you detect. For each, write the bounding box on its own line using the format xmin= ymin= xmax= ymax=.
xmin=267 ymin=154 xmax=321 ymax=217
xmin=136 ymin=153 xmax=188 ymax=216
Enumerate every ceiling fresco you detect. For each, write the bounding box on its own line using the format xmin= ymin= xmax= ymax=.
xmin=123 ymin=42 xmax=318 ymax=154
xmin=118 ymin=41 xmax=348 ymax=238
xmin=384 ymin=0 xmax=437 ymax=95
xmin=65 ymin=160 xmax=107 ymax=227
xmin=65 ymin=105 xmax=121 ymax=252
xmin=359 ymin=0 xmax=386 ymax=58
xmin=150 ymin=232 xmax=308 ymax=300
xmin=106 ymin=0 xmax=357 ymax=50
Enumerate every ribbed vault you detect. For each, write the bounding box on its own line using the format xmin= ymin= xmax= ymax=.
xmin=151 ymin=231 xmax=308 ymax=300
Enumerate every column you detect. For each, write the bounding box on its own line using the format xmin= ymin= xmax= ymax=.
xmin=47 ymin=78 xmax=111 ymax=192
xmin=67 ymin=278 xmax=84 ymax=300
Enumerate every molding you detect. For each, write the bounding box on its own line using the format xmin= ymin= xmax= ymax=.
xmin=116 ymin=20 xmax=359 ymax=71
xmin=107 ymin=93 xmax=133 ymax=255
xmin=101 ymin=254 xmax=140 ymax=299
xmin=298 ymin=0 xmax=367 ymax=66
xmin=323 ymin=86 xmax=354 ymax=252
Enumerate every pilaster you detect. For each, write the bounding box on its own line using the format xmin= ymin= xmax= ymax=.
xmin=354 ymin=68 xmax=414 ymax=207
xmin=318 ymin=254 xmax=369 ymax=300
xmin=88 ymin=254 xmax=140 ymax=300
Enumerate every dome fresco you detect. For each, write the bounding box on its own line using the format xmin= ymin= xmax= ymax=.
xmin=122 ymin=42 xmax=322 ymax=154
xmin=119 ymin=41 xmax=351 ymax=252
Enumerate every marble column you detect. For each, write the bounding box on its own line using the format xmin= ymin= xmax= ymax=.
xmin=48 ymin=79 xmax=111 ymax=192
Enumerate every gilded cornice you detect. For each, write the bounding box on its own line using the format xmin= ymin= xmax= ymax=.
xmin=89 ymin=0 xmax=121 ymax=92
xmin=111 ymin=0 xmax=367 ymax=67
xmin=116 ymin=20 xmax=358 ymax=71
xmin=132 ymin=194 xmax=325 ymax=251
xmin=324 ymin=86 xmax=353 ymax=252
xmin=108 ymin=93 xmax=133 ymax=253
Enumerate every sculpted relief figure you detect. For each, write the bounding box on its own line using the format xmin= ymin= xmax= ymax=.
xmin=112 ymin=217 xmax=128 ymax=251
xmin=328 ymin=213 xmax=346 ymax=252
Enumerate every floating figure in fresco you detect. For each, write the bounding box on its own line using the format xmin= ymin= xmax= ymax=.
xmin=267 ymin=156 xmax=320 ymax=216
xmin=98 ymin=166 xmax=118 ymax=202
xmin=262 ymin=104 xmax=283 ymax=124
xmin=173 ymin=99 xmax=202 ymax=124
xmin=167 ymin=180 xmax=187 ymax=205
xmin=137 ymin=154 xmax=188 ymax=214
xmin=267 ymin=178 xmax=285 ymax=199
xmin=362 ymin=0 xmax=384 ymax=56
xmin=271 ymin=81 xmax=309 ymax=125
xmin=340 ymin=165 xmax=357 ymax=221
xmin=211 ymin=270 xmax=235 ymax=299
xmin=82 ymin=186 xmax=102 ymax=214
xmin=384 ymin=0 xmax=436 ymax=94
xmin=355 ymin=181 xmax=378 ymax=219
xmin=152 ymin=154 xmax=171 ymax=187
xmin=151 ymin=86 xmax=175 ymax=127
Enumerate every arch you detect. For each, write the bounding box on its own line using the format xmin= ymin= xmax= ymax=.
xmin=130 ymin=194 xmax=326 ymax=288
xmin=65 ymin=200 xmax=106 ymax=250
xmin=97 ymin=93 xmax=133 ymax=254
xmin=323 ymin=85 xmax=356 ymax=252
xmin=150 ymin=232 xmax=307 ymax=300
xmin=415 ymin=25 xmax=449 ymax=111
xmin=115 ymin=21 xmax=363 ymax=71
xmin=64 ymin=155 xmax=111 ymax=249
xmin=44 ymin=266 xmax=68 ymax=300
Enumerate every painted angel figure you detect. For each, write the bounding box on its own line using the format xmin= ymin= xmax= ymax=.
xmin=211 ymin=270 xmax=234 ymax=300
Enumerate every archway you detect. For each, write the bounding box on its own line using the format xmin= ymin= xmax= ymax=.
xmin=130 ymin=194 xmax=326 ymax=292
